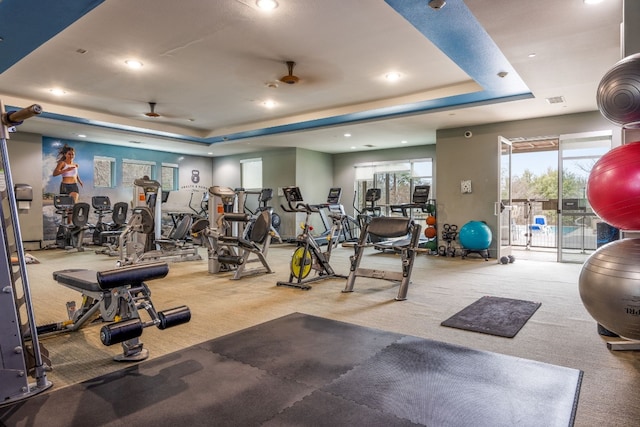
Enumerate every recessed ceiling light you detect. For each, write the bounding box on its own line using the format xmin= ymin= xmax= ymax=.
xmin=546 ymin=96 xmax=565 ymax=104
xmin=125 ymin=59 xmax=143 ymax=69
xmin=344 ymin=133 xmax=351 ymax=137
xmin=207 ymin=152 xmax=213 ymax=155
xmin=256 ymin=0 xmax=278 ymax=10
xmin=584 ymin=0 xmax=603 ymax=4
xmin=385 ymin=72 xmax=401 ymax=82
xmin=350 ymin=146 xmax=356 ymax=149
xmin=49 ymin=88 xmax=66 ymax=96
xmin=77 ymin=134 xmax=87 ymax=138
xmin=263 ymin=100 xmax=277 ymax=108
xmin=401 ymin=140 xmax=407 ymax=144
xmin=528 ymin=53 xmax=536 ymax=58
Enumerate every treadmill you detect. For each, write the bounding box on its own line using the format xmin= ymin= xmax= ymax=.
xmin=374 ymin=185 xmax=431 ymax=252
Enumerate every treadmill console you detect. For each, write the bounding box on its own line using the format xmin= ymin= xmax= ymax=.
xmin=412 ymin=185 xmax=431 ymax=204
xmin=365 ymin=188 xmax=382 ymax=202
xmin=283 ymin=186 xmax=304 ymax=202
xmin=327 ymin=187 xmax=342 ymax=204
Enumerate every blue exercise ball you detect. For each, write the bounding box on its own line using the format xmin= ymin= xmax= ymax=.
xmin=459 ymin=221 xmax=492 ymax=250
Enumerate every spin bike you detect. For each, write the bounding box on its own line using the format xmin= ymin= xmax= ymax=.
xmin=277 ymin=186 xmax=347 ymax=290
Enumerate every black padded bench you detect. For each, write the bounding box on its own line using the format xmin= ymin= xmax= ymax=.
xmin=52 ymin=262 xmax=189 ymax=362
xmin=343 ymin=216 xmax=421 ymax=301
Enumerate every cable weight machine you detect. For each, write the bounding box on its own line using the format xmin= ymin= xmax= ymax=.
xmin=0 ymin=100 xmax=53 ymax=406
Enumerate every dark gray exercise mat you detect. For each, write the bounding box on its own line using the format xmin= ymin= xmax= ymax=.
xmin=0 ymin=312 xmax=580 ymax=427
xmin=441 ymin=296 xmax=542 ymax=338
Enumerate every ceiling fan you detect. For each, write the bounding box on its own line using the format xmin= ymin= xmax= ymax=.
xmin=279 ymin=61 xmax=300 ymax=85
xmin=144 ymin=102 xmax=161 ymax=118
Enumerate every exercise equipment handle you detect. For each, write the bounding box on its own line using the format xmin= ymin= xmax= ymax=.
xmin=2 ymin=104 xmax=42 ymax=126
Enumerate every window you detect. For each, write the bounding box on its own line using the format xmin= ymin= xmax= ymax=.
xmin=354 ymin=159 xmax=433 ymax=215
xmin=241 ymin=158 xmax=262 ymax=190
xmin=161 ymin=163 xmax=179 ymax=191
xmin=93 ymin=156 xmax=115 ymax=188
xmin=122 ymin=159 xmax=155 ymax=187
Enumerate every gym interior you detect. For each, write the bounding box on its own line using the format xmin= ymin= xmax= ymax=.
xmin=1 ymin=1 xmax=639 ymax=426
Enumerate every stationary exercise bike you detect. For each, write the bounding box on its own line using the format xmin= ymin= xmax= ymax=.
xmin=277 ymin=186 xmax=347 ymax=290
xmin=91 ymin=196 xmax=128 ymax=247
xmin=49 ymin=195 xmax=90 ymax=252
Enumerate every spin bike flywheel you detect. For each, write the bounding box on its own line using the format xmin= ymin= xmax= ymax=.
xmin=291 ymin=247 xmax=313 ymax=279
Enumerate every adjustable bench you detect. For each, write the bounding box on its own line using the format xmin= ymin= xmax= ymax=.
xmin=52 ymin=262 xmax=191 ymax=361
xmin=343 ymin=216 xmax=421 ymax=301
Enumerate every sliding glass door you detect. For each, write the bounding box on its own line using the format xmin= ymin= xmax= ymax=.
xmin=557 ymin=131 xmax=612 ymax=263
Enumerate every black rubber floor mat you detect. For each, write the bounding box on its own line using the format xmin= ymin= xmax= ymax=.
xmin=323 ymin=336 xmax=582 ymax=427
xmin=0 ymin=312 xmax=580 ymax=427
xmin=441 ymin=296 xmax=542 ymax=337
xmin=201 ymin=312 xmax=404 ymax=387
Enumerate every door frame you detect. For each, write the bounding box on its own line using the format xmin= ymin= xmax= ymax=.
xmin=496 ymin=136 xmax=513 ymax=262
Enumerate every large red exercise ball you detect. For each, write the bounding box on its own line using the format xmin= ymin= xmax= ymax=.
xmin=459 ymin=221 xmax=492 ymax=250
xmin=586 ymin=141 xmax=640 ymax=230
xmin=579 ymin=238 xmax=640 ymax=340
xmin=597 ymin=53 xmax=640 ymax=127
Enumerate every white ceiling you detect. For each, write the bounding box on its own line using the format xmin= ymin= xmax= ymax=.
xmin=0 ymin=0 xmax=624 ymax=157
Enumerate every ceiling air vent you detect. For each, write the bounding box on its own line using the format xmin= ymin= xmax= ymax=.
xmin=364 ymin=144 xmax=375 ymax=148
xmin=545 ymin=96 xmax=565 ymax=104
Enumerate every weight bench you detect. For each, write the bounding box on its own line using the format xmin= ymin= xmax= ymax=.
xmin=52 ymin=262 xmax=191 ymax=362
xmin=343 ymin=216 xmax=421 ymax=301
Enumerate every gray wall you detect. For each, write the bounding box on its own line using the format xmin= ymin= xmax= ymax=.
xmin=7 ymin=132 xmax=43 ymax=249
xmin=211 ymin=147 xmax=331 ymax=238
xmin=436 ymin=111 xmax=621 ymax=256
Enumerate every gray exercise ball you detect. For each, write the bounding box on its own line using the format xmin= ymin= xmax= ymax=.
xmin=579 ymin=238 xmax=640 ymax=340
xmin=597 ymin=53 xmax=640 ymax=127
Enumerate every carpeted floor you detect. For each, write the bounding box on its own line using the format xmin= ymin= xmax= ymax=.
xmin=5 ymin=244 xmax=640 ymax=426
xmin=0 ymin=313 xmax=582 ymax=427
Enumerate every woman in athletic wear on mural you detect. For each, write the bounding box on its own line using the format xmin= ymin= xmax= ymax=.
xmin=53 ymin=144 xmax=83 ymax=203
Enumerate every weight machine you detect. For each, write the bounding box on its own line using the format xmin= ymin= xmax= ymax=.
xmin=0 ymin=101 xmax=52 ymax=405
xmin=195 ymin=186 xmax=275 ymax=279
xmin=118 ymin=178 xmax=201 ymax=266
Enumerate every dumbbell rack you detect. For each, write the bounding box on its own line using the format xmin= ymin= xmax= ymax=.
xmin=0 ymin=100 xmax=52 ymax=406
